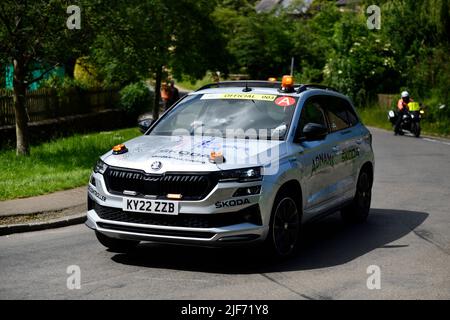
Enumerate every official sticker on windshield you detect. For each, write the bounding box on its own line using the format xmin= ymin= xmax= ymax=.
xmin=201 ymin=93 xmax=277 ymax=101
xmin=275 ymin=96 xmax=296 ymax=107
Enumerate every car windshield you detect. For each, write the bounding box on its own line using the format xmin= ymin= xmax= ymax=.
xmin=148 ymin=93 xmax=298 ymax=140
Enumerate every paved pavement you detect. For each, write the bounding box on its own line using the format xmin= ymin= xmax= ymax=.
xmin=0 ymin=187 xmax=85 ymax=217
xmin=0 ymin=128 xmax=449 ymax=299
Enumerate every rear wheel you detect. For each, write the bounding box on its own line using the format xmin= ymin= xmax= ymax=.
xmin=341 ymin=170 xmax=372 ymax=223
xmin=95 ymin=231 xmax=140 ymax=252
xmin=264 ymin=192 xmax=301 ymax=258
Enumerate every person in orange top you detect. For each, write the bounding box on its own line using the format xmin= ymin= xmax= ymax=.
xmin=395 ymin=91 xmax=413 ymax=135
xmin=167 ymin=80 xmax=180 ymax=110
xmin=161 ymin=83 xmax=171 ymax=110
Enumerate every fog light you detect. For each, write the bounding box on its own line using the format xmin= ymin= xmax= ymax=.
xmin=167 ymin=193 xmax=183 ymax=200
xmin=233 ymin=186 xmax=261 ymax=197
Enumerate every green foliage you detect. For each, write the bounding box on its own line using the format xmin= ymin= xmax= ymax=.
xmin=2 ymin=0 xmax=449 ymax=145
xmin=214 ymin=0 xmax=449 ymax=108
xmin=73 ymin=58 xmax=104 ymax=89
xmin=212 ymin=0 xmax=449 ymax=130
xmin=213 ymin=7 xmax=294 ymax=78
xmin=0 ymin=0 xmax=92 ymax=86
xmin=40 ymin=75 xmax=78 ymax=91
xmin=324 ymin=14 xmax=399 ymax=105
xmin=91 ymin=0 xmax=229 ymax=86
xmin=292 ymin=1 xmax=341 ymax=83
xmin=380 ymin=0 xmax=450 ymax=107
xmin=119 ymin=82 xmax=154 ymax=115
xmin=357 ymin=106 xmax=393 ymax=131
xmin=176 ymin=73 xmax=216 ymax=91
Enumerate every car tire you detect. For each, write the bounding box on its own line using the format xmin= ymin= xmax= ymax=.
xmin=341 ymin=169 xmax=372 ymax=223
xmin=264 ymin=191 xmax=301 ymax=258
xmin=95 ymin=231 xmax=139 ymax=252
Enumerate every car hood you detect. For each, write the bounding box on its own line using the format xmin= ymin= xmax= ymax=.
xmin=102 ymin=135 xmax=286 ymax=174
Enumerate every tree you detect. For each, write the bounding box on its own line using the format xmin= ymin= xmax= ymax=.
xmin=91 ymin=0 xmax=230 ymax=120
xmin=291 ymin=0 xmax=341 ymax=83
xmin=213 ymin=6 xmax=295 ymax=79
xmin=0 ymin=0 xmax=90 ymax=155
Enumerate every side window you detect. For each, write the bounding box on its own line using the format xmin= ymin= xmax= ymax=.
xmin=342 ymin=99 xmax=359 ymax=126
xmin=323 ymin=96 xmax=350 ymax=132
xmin=297 ymin=97 xmax=327 ymax=138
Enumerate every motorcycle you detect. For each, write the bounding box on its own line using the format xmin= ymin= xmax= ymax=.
xmin=388 ymin=102 xmax=425 ymax=138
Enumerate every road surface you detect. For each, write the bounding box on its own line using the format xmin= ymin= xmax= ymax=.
xmin=1 ymin=128 xmax=449 ymax=299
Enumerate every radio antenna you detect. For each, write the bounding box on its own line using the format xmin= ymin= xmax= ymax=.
xmin=243 ymin=81 xmax=252 ymax=92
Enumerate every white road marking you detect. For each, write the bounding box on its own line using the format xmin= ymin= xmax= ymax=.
xmin=368 ymin=127 xmax=450 ymax=146
xmin=422 ymin=138 xmax=450 ymax=146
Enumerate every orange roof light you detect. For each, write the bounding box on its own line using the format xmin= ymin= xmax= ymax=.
xmin=282 ymin=75 xmax=294 ymax=88
xmin=268 ymin=77 xmax=277 ymax=82
xmin=112 ymin=143 xmax=128 ymax=155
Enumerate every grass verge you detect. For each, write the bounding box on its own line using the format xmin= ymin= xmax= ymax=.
xmin=175 ymin=74 xmax=214 ymax=91
xmin=357 ymin=107 xmax=392 ymax=131
xmin=0 ymin=128 xmax=140 ymax=201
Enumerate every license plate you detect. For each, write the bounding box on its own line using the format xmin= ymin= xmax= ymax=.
xmin=122 ymin=198 xmax=179 ymax=215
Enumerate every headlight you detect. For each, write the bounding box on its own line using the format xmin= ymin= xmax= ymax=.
xmin=219 ymin=167 xmax=262 ymax=182
xmin=93 ymin=159 xmax=108 ymax=174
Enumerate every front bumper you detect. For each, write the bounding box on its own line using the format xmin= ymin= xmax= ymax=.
xmin=86 ymin=206 xmax=267 ymax=246
xmin=86 ymin=171 xmax=271 ymax=246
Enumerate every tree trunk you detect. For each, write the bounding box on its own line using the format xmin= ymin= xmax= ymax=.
xmin=64 ymin=57 xmax=78 ymax=78
xmin=13 ymin=58 xmax=30 ymax=156
xmin=153 ymin=66 xmax=162 ymax=120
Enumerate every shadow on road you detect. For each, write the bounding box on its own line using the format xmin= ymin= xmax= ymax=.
xmin=111 ymin=208 xmax=428 ymax=274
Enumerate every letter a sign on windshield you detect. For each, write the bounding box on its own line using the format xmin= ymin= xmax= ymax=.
xmin=275 ymin=96 xmax=296 ymax=107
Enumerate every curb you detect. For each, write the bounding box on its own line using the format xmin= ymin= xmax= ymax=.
xmin=1 ymin=203 xmax=86 ymax=218
xmin=0 ymin=213 xmax=86 ymax=236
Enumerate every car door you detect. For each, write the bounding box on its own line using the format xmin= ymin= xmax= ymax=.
xmin=339 ymin=97 xmax=365 ymax=192
xmin=295 ymin=96 xmax=336 ymax=219
xmin=321 ymin=95 xmax=361 ymax=203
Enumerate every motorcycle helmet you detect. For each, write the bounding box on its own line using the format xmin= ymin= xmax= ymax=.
xmin=401 ymin=91 xmax=410 ymax=98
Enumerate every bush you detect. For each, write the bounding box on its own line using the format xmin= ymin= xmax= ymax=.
xmin=73 ymin=57 xmax=103 ymax=89
xmin=119 ymin=82 xmax=154 ymax=116
xmin=323 ymin=13 xmax=399 ymax=104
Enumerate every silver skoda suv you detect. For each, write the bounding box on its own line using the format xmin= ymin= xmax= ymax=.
xmin=86 ymin=77 xmax=374 ymax=257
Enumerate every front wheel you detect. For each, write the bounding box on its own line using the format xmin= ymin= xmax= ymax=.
xmin=341 ymin=170 xmax=372 ymax=223
xmin=264 ymin=193 xmax=301 ymax=258
xmin=95 ymin=231 xmax=140 ymax=252
xmin=413 ymin=122 xmax=421 ymax=137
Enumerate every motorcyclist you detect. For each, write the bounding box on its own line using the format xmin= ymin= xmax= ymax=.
xmin=394 ymin=91 xmax=413 ymax=135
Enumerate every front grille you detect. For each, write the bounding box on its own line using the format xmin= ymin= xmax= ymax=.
xmin=94 ymin=202 xmax=262 ymax=229
xmin=103 ymin=167 xmax=218 ymax=200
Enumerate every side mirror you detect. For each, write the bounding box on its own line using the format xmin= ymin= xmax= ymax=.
xmin=138 ymin=117 xmax=155 ymax=133
xmin=302 ymin=123 xmax=328 ymax=141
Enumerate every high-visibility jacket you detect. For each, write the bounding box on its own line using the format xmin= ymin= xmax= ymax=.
xmin=408 ymin=102 xmax=421 ymax=111
xmin=398 ymin=98 xmax=413 ymax=111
